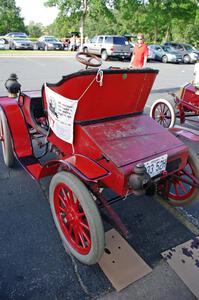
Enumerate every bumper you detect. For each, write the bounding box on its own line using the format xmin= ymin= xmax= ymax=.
xmin=110 ymin=52 xmax=131 ymax=59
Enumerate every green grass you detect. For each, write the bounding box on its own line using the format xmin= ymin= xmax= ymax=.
xmin=0 ymin=50 xmax=74 ymax=56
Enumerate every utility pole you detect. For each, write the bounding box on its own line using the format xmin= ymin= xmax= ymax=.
xmin=80 ymin=0 xmax=88 ymax=50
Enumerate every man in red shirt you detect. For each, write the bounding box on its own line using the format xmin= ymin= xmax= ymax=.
xmin=129 ymin=33 xmax=148 ymax=68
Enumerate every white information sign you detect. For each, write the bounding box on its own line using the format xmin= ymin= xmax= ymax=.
xmin=45 ymin=85 xmax=78 ymax=144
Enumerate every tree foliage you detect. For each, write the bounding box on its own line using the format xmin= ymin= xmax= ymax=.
xmin=45 ymin=0 xmax=199 ymax=46
xmin=1 ymin=0 xmax=198 ymax=46
xmin=0 ymin=0 xmax=26 ymax=35
xmin=27 ymin=22 xmax=44 ymax=38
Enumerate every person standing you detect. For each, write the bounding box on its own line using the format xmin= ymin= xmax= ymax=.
xmin=129 ymin=33 xmax=148 ymax=68
xmin=193 ymin=60 xmax=199 ymax=94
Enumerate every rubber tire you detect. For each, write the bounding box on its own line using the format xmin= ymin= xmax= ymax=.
xmin=101 ymin=50 xmax=108 ymax=61
xmin=156 ymin=149 xmax=199 ymax=206
xmin=183 ymin=55 xmax=190 ymax=64
xmin=150 ymin=98 xmax=176 ymax=128
xmin=0 ymin=108 xmax=14 ymax=167
xmin=162 ymin=55 xmax=168 ymax=63
xmin=49 ymin=171 xmax=105 ymax=265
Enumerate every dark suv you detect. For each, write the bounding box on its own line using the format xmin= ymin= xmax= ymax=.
xmin=82 ymin=35 xmax=132 ymax=61
xmin=164 ymin=42 xmax=199 ymax=63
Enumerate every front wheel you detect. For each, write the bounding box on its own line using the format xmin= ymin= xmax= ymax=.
xmin=150 ymin=98 xmax=176 ymax=128
xmin=183 ymin=55 xmax=190 ymax=64
xmin=157 ymin=149 xmax=199 ymax=206
xmin=0 ymin=108 xmax=14 ymax=167
xmin=49 ymin=172 xmax=104 ymax=265
xmin=162 ymin=55 xmax=168 ymax=63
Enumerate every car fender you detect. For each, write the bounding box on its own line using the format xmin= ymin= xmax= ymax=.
xmin=0 ymin=97 xmax=33 ymax=158
xmin=169 ymin=127 xmax=199 ymax=142
xmin=40 ymin=154 xmax=110 ymax=182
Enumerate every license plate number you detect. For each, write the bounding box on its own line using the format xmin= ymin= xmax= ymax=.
xmin=144 ymin=154 xmax=168 ymax=178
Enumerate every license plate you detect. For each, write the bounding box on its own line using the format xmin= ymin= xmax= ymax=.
xmin=144 ymin=154 xmax=168 ymax=178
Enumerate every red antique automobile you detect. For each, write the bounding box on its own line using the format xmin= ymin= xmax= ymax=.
xmin=150 ymin=82 xmax=199 ymax=128
xmin=1 ymin=53 xmax=199 ymax=265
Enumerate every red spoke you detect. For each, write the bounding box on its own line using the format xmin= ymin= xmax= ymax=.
xmin=78 ymin=212 xmax=85 ymax=217
xmin=79 ymin=221 xmax=89 ymax=231
xmin=78 ymin=232 xmax=86 ymax=248
xmin=173 ymin=182 xmax=180 ymax=197
xmin=79 ymin=226 xmax=91 ymax=245
xmin=68 ymin=189 xmax=74 ymax=206
xmin=179 ymin=181 xmax=188 ymax=194
xmin=74 ymin=226 xmax=79 ymax=244
xmin=73 ymin=194 xmax=80 ymax=211
xmin=163 ymin=106 xmax=169 ymax=114
xmin=69 ymin=222 xmax=75 ymax=235
xmin=58 ymin=194 xmax=67 ymax=207
xmin=60 ymin=188 xmax=70 ymax=206
xmin=59 ymin=205 xmax=66 ymax=213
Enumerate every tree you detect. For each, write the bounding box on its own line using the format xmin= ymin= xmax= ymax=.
xmin=27 ymin=22 xmax=44 ymax=38
xmin=45 ymin=0 xmax=115 ymax=45
xmin=0 ymin=0 xmax=26 ymax=35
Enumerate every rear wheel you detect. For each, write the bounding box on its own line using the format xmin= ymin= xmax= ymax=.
xmin=162 ymin=55 xmax=168 ymax=63
xmin=49 ymin=172 xmax=104 ymax=265
xmin=101 ymin=50 xmax=108 ymax=61
xmin=0 ymin=108 xmax=14 ymax=167
xmin=150 ymin=98 xmax=176 ymax=128
xmin=157 ymin=149 xmax=199 ymax=206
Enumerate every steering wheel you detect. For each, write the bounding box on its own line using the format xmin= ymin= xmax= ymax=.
xmin=76 ymin=52 xmax=102 ymax=68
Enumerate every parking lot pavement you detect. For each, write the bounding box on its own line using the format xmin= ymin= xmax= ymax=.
xmin=0 ymin=152 xmax=198 ymax=299
xmin=98 ymin=260 xmax=196 ymax=300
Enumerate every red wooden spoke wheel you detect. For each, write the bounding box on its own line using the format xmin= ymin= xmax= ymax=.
xmin=0 ymin=108 xmax=14 ymax=167
xmin=158 ymin=149 xmax=199 ymax=206
xmin=49 ymin=172 xmax=104 ymax=265
xmin=150 ymin=98 xmax=176 ymax=128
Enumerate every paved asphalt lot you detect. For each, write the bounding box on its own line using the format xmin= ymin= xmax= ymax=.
xmin=0 ymin=54 xmax=199 ymax=299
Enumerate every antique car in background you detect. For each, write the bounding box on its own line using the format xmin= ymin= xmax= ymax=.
xmin=150 ymin=81 xmax=199 ymax=130
xmin=1 ymin=53 xmax=199 ymax=265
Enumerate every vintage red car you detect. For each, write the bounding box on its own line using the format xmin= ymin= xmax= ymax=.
xmin=150 ymin=82 xmax=199 ymax=129
xmin=1 ymin=53 xmax=199 ymax=265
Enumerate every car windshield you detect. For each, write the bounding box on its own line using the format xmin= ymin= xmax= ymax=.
xmin=13 ymin=37 xmax=28 ymax=40
xmin=113 ymin=37 xmax=128 ymax=45
xmin=184 ymin=44 xmax=193 ymax=51
xmin=45 ymin=37 xmax=59 ymax=42
xmin=163 ymin=47 xmax=172 ymax=53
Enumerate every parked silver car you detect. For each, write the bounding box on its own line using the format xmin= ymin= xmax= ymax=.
xmin=149 ymin=45 xmax=183 ymax=63
xmin=0 ymin=38 xmax=9 ymax=50
xmin=5 ymin=32 xmax=34 ymax=50
xmin=164 ymin=42 xmax=199 ymax=63
xmin=82 ymin=35 xmax=132 ymax=61
xmin=35 ymin=36 xmax=64 ymax=51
